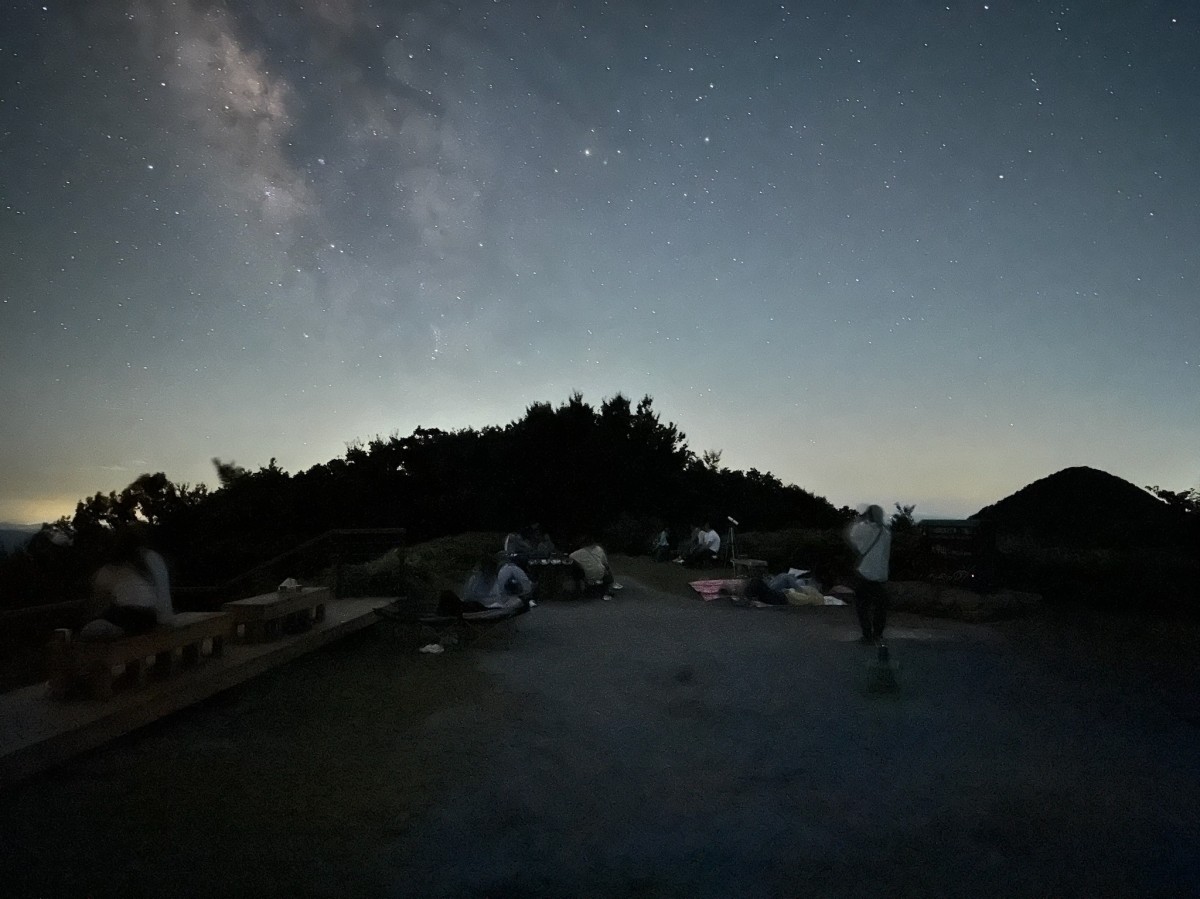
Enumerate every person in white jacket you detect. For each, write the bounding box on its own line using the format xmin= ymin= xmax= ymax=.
xmin=684 ymin=522 xmax=721 ymax=567
xmin=84 ymin=524 xmax=175 ymax=638
xmin=846 ymin=505 xmax=892 ymax=644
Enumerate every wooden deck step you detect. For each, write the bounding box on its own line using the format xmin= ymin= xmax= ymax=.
xmin=0 ymin=598 xmax=390 ymax=792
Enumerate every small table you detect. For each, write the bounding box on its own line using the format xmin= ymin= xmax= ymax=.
xmin=223 ymin=587 xmax=331 ymax=643
xmin=524 ymin=555 xmax=574 ymax=599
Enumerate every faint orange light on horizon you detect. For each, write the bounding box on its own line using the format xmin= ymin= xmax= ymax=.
xmin=0 ymin=497 xmax=76 ymax=528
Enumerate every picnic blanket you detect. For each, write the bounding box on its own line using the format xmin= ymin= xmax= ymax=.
xmin=690 ymin=578 xmax=847 ymax=606
xmin=689 ymin=578 xmax=747 ymax=601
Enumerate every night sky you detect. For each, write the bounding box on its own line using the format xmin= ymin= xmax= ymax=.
xmin=2 ymin=1 xmax=1198 ymax=526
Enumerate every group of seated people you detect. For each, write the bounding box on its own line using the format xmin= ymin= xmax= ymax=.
xmin=502 ymin=524 xmax=557 ymax=559
xmin=435 ymin=527 xmax=618 ymax=616
xmin=436 ymin=554 xmax=534 ymax=616
xmin=667 ymin=522 xmax=721 ymax=567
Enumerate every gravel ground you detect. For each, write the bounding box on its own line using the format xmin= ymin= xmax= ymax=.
xmin=1 ymin=570 xmax=1198 ymax=898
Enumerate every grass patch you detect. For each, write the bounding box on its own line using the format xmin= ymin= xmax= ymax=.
xmin=611 ymin=554 xmax=739 ymax=597
xmin=338 ymin=532 xmax=505 ymax=601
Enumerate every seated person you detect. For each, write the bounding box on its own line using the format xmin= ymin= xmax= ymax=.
xmin=745 ymin=576 xmax=788 ymax=606
xmin=652 ymin=527 xmax=672 ymax=562
xmin=503 ymin=529 xmax=534 ymax=558
xmin=674 ymin=525 xmax=701 ymax=563
xmin=529 ymin=523 xmax=557 ymax=556
xmin=685 ymin=522 xmax=721 ymax=567
xmin=568 ymin=538 xmax=615 ymax=598
xmin=82 ymin=525 xmax=176 ymax=639
xmin=440 ymin=554 xmax=533 ymax=615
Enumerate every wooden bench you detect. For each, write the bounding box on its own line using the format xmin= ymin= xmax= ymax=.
xmin=47 ymin=612 xmax=231 ymax=701
xmin=222 ymin=587 xmax=331 ymax=643
xmin=731 ymin=558 xmax=768 ymax=578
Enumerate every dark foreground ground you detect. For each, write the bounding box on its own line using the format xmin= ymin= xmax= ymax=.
xmin=2 ymin=573 xmax=1198 ymax=898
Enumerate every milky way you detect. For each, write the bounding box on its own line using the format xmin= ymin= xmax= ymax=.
xmin=2 ymin=1 xmax=1198 ymax=524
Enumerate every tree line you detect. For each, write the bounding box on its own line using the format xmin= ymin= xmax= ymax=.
xmin=0 ymin=393 xmax=845 ymax=608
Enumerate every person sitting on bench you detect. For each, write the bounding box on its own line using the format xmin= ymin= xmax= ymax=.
xmin=82 ymin=524 xmax=176 ymax=639
xmin=569 ymin=537 xmax=615 ymax=598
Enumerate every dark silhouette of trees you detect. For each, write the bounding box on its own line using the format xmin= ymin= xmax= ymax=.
xmin=891 ymin=503 xmax=917 ymax=533
xmin=6 ymin=399 xmax=1196 ymax=615
xmin=1 ymin=393 xmax=843 ymax=605
xmin=1146 ymin=484 xmax=1200 ymax=517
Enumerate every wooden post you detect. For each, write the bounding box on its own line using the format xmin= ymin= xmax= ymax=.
xmin=46 ymin=628 xmax=74 ymax=699
xmin=155 ymin=649 xmax=174 ymax=678
xmin=85 ymin=661 xmax=114 ymax=701
xmin=125 ymin=657 xmax=148 ymax=686
xmin=181 ymin=641 xmax=200 ymax=666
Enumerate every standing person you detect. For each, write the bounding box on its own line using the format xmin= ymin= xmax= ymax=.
xmin=846 ymin=504 xmax=892 ymax=644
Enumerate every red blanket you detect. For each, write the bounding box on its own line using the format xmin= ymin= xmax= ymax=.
xmin=688 ymin=578 xmax=748 ymax=601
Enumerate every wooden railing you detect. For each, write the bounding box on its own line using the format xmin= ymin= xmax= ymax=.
xmin=174 ymin=528 xmax=406 ymax=607
xmin=0 ymin=527 xmax=405 ymax=649
xmin=0 ymin=528 xmax=404 ymax=691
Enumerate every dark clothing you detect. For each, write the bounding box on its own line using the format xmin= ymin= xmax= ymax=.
xmin=103 ymin=604 xmax=158 ymax=634
xmin=853 ymin=574 xmax=889 ymax=642
xmin=570 ymin=560 xmax=614 ymax=597
xmin=437 ymin=589 xmax=522 ymax=616
xmin=746 ymin=577 xmax=788 ymax=605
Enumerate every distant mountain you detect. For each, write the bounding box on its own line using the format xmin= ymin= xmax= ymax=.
xmin=971 ymin=466 xmax=1188 ymax=547
xmin=0 ymin=525 xmax=38 ymax=553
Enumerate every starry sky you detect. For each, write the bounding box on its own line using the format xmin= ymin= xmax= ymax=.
xmin=2 ymin=0 xmax=1198 ymax=527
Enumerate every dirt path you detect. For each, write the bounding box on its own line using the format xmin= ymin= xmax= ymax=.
xmin=2 ymin=578 xmax=1197 ymax=897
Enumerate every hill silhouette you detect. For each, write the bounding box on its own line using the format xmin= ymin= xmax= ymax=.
xmin=0 ymin=526 xmax=36 ymax=554
xmin=971 ymin=466 xmax=1188 ymax=547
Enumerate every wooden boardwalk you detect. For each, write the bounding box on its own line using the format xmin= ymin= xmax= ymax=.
xmin=0 ymin=597 xmax=390 ymax=792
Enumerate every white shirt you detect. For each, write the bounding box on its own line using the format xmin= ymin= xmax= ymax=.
xmin=849 ymin=520 xmax=891 ymax=582
xmin=92 ymin=549 xmax=175 ymax=623
xmin=141 ymin=549 xmax=175 ymax=621
xmin=569 ymin=544 xmax=609 ymax=582
xmin=700 ymin=528 xmax=721 ymax=554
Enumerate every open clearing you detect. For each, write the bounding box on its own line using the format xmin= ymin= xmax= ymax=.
xmin=2 ymin=568 xmax=1197 ymax=898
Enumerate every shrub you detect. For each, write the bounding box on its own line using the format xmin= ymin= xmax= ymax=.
xmin=335 ymin=547 xmax=406 ymax=597
xmin=602 ymin=513 xmax=662 ymax=556
xmin=993 ymin=536 xmax=1200 ymax=614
